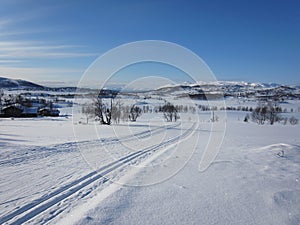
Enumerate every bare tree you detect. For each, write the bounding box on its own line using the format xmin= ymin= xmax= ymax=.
xmin=129 ymin=105 xmax=142 ymax=122
xmin=82 ymin=104 xmax=94 ymax=124
xmin=121 ymin=105 xmax=130 ymax=122
xmin=267 ymin=101 xmax=281 ymax=125
xmin=289 ymin=116 xmax=298 ymax=125
xmin=111 ymin=100 xmax=122 ymax=124
xmin=252 ymin=101 xmax=282 ymax=125
xmin=211 ymin=110 xmax=219 ymax=122
xmin=162 ymin=102 xmax=179 ymax=122
xmin=93 ymin=96 xmax=111 ymax=125
xmin=252 ymin=106 xmax=266 ymax=124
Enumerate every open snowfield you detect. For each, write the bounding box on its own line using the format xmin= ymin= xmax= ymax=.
xmin=0 ymin=100 xmax=300 ymax=225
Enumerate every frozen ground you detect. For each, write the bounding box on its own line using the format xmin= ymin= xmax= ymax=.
xmin=0 ymin=101 xmax=300 ymax=225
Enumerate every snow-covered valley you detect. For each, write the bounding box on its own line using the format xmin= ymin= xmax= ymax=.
xmin=0 ymin=88 xmax=300 ymax=224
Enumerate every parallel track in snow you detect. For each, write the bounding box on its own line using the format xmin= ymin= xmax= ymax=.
xmin=0 ymin=123 xmax=180 ymax=166
xmin=0 ymin=123 xmax=196 ymax=225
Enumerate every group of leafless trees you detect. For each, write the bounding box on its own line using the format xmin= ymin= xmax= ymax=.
xmin=161 ymin=102 xmax=179 ymax=122
xmin=251 ymin=101 xmax=282 ymax=125
xmin=247 ymin=100 xmax=298 ymax=125
xmin=81 ymin=96 xmax=181 ymax=125
xmin=82 ymin=97 xmax=144 ymax=125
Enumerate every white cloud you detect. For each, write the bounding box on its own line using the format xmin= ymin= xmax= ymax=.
xmin=0 ymin=41 xmax=97 ymax=59
xmin=0 ymin=60 xmax=23 ymax=63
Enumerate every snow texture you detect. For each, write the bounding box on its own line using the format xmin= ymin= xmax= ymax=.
xmin=0 ymin=99 xmax=299 ymax=225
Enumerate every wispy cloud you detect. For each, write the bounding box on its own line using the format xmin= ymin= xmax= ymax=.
xmin=0 ymin=2 xmax=97 ymax=83
xmin=0 ymin=60 xmax=23 ymax=63
xmin=0 ymin=66 xmax=83 ymax=75
xmin=0 ymin=41 xmax=96 ymax=59
xmin=0 ymin=6 xmax=97 ymax=61
xmin=0 ymin=27 xmax=63 ymax=37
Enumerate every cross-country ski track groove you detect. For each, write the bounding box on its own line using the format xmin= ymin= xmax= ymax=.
xmin=0 ymin=123 xmax=196 ymax=224
xmin=0 ymin=123 xmax=180 ymax=166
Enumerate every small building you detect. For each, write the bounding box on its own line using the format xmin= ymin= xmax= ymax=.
xmin=38 ymin=108 xmax=60 ymax=117
xmin=0 ymin=105 xmax=38 ymax=117
xmin=1 ymin=105 xmax=23 ymax=117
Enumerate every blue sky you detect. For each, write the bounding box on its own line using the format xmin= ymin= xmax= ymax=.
xmin=0 ymin=0 xmax=299 ymax=86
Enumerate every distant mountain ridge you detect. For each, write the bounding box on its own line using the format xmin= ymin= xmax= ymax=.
xmin=0 ymin=77 xmax=299 ymax=100
xmin=0 ymin=77 xmax=80 ymax=92
xmin=153 ymin=81 xmax=300 ymax=100
xmin=156 ymin=81 xmax=281 ymax=90
xmin=0 ymin=77 xmax=45 ymax=90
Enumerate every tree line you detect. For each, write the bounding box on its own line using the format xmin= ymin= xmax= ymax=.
xmin=81 ymin=96 xmax=183 ymax=124
xmin=243 ymin=100 xmax=298 ymax=125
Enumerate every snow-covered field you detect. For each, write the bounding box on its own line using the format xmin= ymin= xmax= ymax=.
xmin=0 ymin=99 xmax=300 ymax=225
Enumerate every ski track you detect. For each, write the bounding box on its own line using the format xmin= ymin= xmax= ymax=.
xmin=0 ymin=123 xmax=180 ymax=166
xmin=0 ymin=123 xmax=195 ymax=224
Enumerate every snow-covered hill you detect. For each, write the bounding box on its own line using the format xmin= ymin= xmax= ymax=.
xmin=0 ymin=77 xmax=45 ymax=90
xmin=0 ymin=77 xmax=84 ymax=92
xmin=154 ymin=81 xmax=300 ymax=100
xmin=1 ymin=77 xmax=299 ymax=100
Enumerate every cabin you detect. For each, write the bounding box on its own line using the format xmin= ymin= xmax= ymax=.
xmin=1 ymin=105 xmax=23 ymax=117
xmin=38 ymin=108 xmax=60 ymax=117
xmin=0 ymin=105 xmax=38 ymax=117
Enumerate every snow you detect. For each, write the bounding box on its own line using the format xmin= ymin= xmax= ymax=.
xmin=67 ymin=116 xmax=300 ymax=225
xmin=0 ymin=97 xmax=299 ymax=225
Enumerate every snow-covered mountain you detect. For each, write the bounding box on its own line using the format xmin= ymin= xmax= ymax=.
xmin=0 ymin=77 xmax=81 ymax=92
xmin=0 ymin=77 xmax=45 ymax=90
xmin=153 ymin=81 xmax=299 ymax=100
xmin=1 ymin=77 xmax=299 ymax=100
xmin=156 ymin=81 xmax=281 ymax=91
